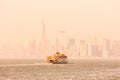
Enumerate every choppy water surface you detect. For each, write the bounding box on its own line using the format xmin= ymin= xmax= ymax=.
xmin=0 ymin=59 xmax=120 ymax=80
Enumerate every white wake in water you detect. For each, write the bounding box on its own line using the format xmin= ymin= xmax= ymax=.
xmin=0 ymin=63 xmax=52 ymax=67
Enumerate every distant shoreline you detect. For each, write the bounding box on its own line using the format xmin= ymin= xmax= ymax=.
xmin=0 ymin=56 xmax=120 ymax=60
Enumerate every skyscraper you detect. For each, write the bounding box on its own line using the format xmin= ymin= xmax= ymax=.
xmin=90 ymin=37 xmax=103 ymax=57
xmin=67 ymin=38 xmax=76 ymax=57
xmin=110 ymin=40 xmax=120 ymax=57
xmin=56 ymin=30 xmax=68 ymax=54
xmin=79 ymin=40 xmax=88 ymax=57
xmin=102 ymin=39 xmax=111 ymax=58
xmin=40 ymin=21 xmax=46 ymax=58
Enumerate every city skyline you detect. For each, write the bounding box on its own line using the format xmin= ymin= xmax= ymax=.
xmin=1 ymin=0 xmax=120 ymax=59
xmin=0 ymin=34 xmax=120 ymax=59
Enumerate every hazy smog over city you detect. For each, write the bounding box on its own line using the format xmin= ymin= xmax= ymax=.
xmin=1 ymin=0 xmax=120 ymax=80
xmin=0 ymin=0 xmax=120 ymax=59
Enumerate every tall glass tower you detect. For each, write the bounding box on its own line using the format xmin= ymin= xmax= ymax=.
xmin=41 ymin=21 xmax=46 ymax=58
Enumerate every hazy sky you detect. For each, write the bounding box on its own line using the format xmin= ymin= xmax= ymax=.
xmin=0 ymin=0 xmax=120 ymax=42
